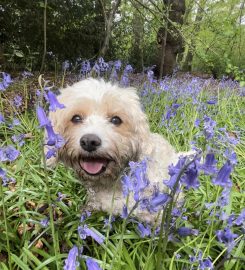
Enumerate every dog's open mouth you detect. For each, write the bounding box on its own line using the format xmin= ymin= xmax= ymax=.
xmin=80 ymin=158 xmax=109 ymax=175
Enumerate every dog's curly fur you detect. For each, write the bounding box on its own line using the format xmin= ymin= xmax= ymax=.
xmin=46 ymin=79 xmax=188 ymax=223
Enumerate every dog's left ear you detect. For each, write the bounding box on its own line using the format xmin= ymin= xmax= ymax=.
xmin=123 ymin=87 xmax=151 ymax=154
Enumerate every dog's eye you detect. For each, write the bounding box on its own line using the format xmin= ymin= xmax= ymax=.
xmin=71 ymin=115 xmax=83 ymax=123
xmin=110 ymin=116 xmax=122 ymax=126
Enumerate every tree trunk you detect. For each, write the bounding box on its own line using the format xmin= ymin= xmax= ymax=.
xmin=100 ymin=0 xmax=121 ymax=57
xmin=130 ymin=0 xmax=144 ymax=72
xmin=156 ymin=0 xmax=185 ymax=77
xmin=182 ymin=0 xmax=206 ymax=71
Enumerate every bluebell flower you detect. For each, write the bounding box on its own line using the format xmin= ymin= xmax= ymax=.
xmin=181 ymin=163 xmax=200 ymax=189
xmin=2 ymin=176 xmax=16 ymax=187
xmin=235 ymin=209 xmax=245 ymax=226
xmin=212 ymin=161 xmax=232 ymax=187
xmin=47 ymin=91 xmax=65 ymax=112
xmin=80 ymin=60 xmax=91 ymax=74
xmin=147 ymin=70 xmax=154 ymax=84
xmin=0 ymin=72 xmax=13 ymax=90
xmin=217 ymin=187 xmax=231 ymax=207
xmin=62 ymin=60 xmax=70 ymax=71
xmin=103 ymin=216 xmax=115 ymax=229
xmin=0 ymin=113 xmax=5 ymax=124
xmin=80 ymin=211 xmax=91 ymax=222
xmin=175 ymin=253 xmax=181 ymax=259
xmin=46 ymin=148 xmax=57 ymax=159
xmin=200 ymin=153 xmax=217 ymax=175
xmin=45 ymin=124 xmax=59 ymax=146
xmin=189 ymin=255 xmax=197 ymax=263
xmin=114 ymin=60 xmax=122 ymax=71
xmin=177 ymin=227 xmax=199 ymax=237
xmin=64 ymin=245 xmax=80 ymax=270
xmin=57 ymin=192 xmax=66 ymax=202
xmin=163 ymin=157 xmax=186 ymax=190
xmin=22 ymin=71 xmax=33 ymax=78
xmin=121 ymin=205 xmax=128 ymax=219
xmin=40 ymin=218 xmax=49 ymax=228
xmin=203 ymin=116 xmax=216 ymax=140
xmin=0 ymin=167 xmax=6 ymax=178
xmin=0 ymin=145 xmax=20 ymax=162
xmin=121 ymin=159 xmax=149 ymax=202
xmin=206 ymin=100 xmax=217 ymax=105
xmin=224 ymin=149 xmax=237 ymax=165
xmin=12 ymin=134 xmax=25 ymax=147
xmin=86 ymin=258 xmax=102 ymax=270
xmin=13 ymin=95 xmax=23 ymax=108
xmin=199 ymin=258 xmax=213 ymax=269
xmin=97 ymin=57 xmax=109 ymax=72
xmin=78 ymin=225 xmax=104 ymax=244
xmin=10 ymin=118 xmax=21 ymax=128
xmin=137 ymin=223 xmax=151 ymax=237
xmin=148 ymin=192 xmax=170 ymax=212
xmin=36 ymin=106 xmax=50 ymax=127
xmin=194 ymin=118 xmax=200 ymax=127
xmin=216 ymin=227 xmax=238 ymax=252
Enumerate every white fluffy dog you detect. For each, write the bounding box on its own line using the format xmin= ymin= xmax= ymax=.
xmin=47 ymin=79 xmax=187 ymax=223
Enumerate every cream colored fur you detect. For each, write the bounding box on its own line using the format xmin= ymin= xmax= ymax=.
xmin=46 ymin=78 xmax=190 ymax=224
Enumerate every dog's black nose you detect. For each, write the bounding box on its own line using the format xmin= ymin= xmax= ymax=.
xmin=80 ymin=134 xmax=102 ymax=152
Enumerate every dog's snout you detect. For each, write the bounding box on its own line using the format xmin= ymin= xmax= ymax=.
xmin=80 ymin=134 xmax=102 ymax=152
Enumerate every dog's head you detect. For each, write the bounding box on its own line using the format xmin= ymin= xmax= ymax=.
xmin=48 ymin=79 xmax=150 ymax=185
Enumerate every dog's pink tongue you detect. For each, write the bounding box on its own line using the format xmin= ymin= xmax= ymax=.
xmin=81 ymin=160 xmax=106 ymax=174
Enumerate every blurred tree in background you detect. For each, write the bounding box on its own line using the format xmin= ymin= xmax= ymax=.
xmin=0 ymin=0 xmax=244 ymax=78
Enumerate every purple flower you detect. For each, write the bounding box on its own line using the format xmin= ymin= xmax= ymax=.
xmin=13 ymin=95 xmax=22 ymax=107
xmin=177 ymin=227 xmax=199 ymax=237
xmin=0 ymin=145 xmax=20 ymax=162
xmin=45 ymin=125 xmax=58 ymax=146
xmin=57 ymin=192 xmax=66 ymax=201
xmin=22 ymin=71 xmax=33 ymax=78
xmin=12 ymin=134 xmax=25 ymax=147
xmin=0 ymin=167 xmax=6 ymax=178
xmin=203 ymin=116 xmax=216 ymax=140
xmin=62 ymin=60 xmax=70 ymax=71
xmin=78 ymin=225 xmax=104 ymax=244
xmin=148 ymin=192 xmax=170 ymax=212
xmin=47 ymin=91 xmax=65 ymax=112
xmin=0 ymin=113 xmax=5 ymax=124
xmin=199 ymin=258 xmax=213 ymax=269
xmin=46 ymin=148 xmax=57 ymax=159
xmin=206 ymin=100 xmax=217 ymax=105
xmin=235 ymin=209 xmax=245 ymax=226
xmin=137 ymin=223 xmax=151 ymax=237
xmin=80 ymin=60 xmax=91 ymax=74
xmin=86 ymin=258 xmax=102 ymax=270
xmin=212 ymin=161 xmax=232 ymax=187
xmin=114 ymin=60 xmax=122 ymax=71
xmin=0 ymin=72 xmax=13 ymax=91
xmin=64 ymin=245 xmax=80 ymax=270
xmin=9 ymin=118 xmax=21 ymax=128
xmin=103 ymin=216 xmax=115 ymax=229
xmin=40 ymin=218 xmax=49 ymax=228
xmin=121 ymin=160 xmax=149 ymax=202
xmin=216 ymin=227 xmax=238 ymax=252
xmin=200 ymin=153 xmax=217 ymax=175
xmin=36 ymin=106 xmax=50 ymax=127
xmin=121 ymin=175 xmax=133 ymax=197
xmin=163 ymin=157 xmax=186 ymax=190
xmin=217 ymin=187 xmax=231 ymax=207
xmin=181 ymin=164 xmax=200 ymax=189
xmin=121 ymin=205 xmax=128 ymax=219
xmin=194 ymin=118 xmax=200 ymax=127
